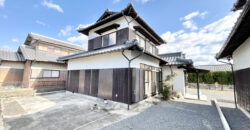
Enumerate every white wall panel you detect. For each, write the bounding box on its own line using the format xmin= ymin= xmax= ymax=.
xmin=67 ymin=50 xmax=160 ymax=70
xmin=233 ymin=37 xmax=250 ymax=71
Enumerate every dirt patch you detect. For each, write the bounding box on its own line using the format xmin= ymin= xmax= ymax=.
xmin=0 ymin=88 xmax=35 ymax=98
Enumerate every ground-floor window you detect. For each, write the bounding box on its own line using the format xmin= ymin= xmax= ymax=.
xmin=31 ymin=69 xmax=60 ymax=78
xmin=140 ymin=64 xmax=161 ymax=97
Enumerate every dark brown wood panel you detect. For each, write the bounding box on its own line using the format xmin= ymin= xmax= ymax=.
xmin=84 ymin=70 xmax=91 ymax=95
xmin=98 ymin=69 xmax=113 ymax=99
xmin=67 ymin=70 xmax=79 ymax=93
xmin=90 ymin=69 xmax=99 ymax=97
xmin=234 ymin=67 xmax=250 ymax=113
xmin=116 ymin=28 xmax=129 ymax=45
xmin=93 ymin=37 xmax=102 ymax=50
xmin=112 ymin=68 xmax=131 ymax=104
xmin=78 ymin=70 xmax=85 ymax=94
xmin=132 ymin=69 xmax=140 ymax=103
xmin=88 ymin=39 xmax=94 ymax=51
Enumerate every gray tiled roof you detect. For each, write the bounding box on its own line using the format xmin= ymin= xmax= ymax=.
xmin=25 ymin=32 xmax=84 ymax=51
xmin=0 ymin=49 xmax=25 ymax=61
xmin=19 ymin=45 xmax=63 ymax=63
xmin=58 ymin=40 xmax=167 ymax=63
xmin=158 ymin=52 xmax=193 ymax=65
xmin=195 ymin=64 xmax=231 ymax=72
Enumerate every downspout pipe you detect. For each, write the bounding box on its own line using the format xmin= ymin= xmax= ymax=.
xmin=217 ymin=58 xmax=237 ymax=109
xmin=122 ymin=49 xmax=143 ymax=110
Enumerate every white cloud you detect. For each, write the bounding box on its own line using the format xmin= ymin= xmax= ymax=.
xmin=180 ymin=11 xmax=208 ymax=31
xmin=58 ymin=25 xmax=73 ymax=37
xmin=113 ymin=0 xmax=120 ymax=3
xmin=182 ymin=11 xmax=199 ymax=21
xmin=2 ymin=45 xmax=11 ymax=50
xmin=11 ymin=38 xmax=19 ymax=43
xmin=42 ymin=0 xmax=64 ymax=13
xmin=200 ymin=11 xmax=208 ymax=19
xmin=182 ymin=20 xmax=198 ymax=31
xmin=136 ymin=0 xmax=151 ymax=4
xmin=36 ymin=20 xmax=46 ymax=26
xmin=159 ymin=11 xmax=241 ymax=65
xmin=67 ymin=34 xmax=88 ymax=50
xmin=0 ymin=0 xmax=5 ymax=7
xmin=181 ymin=11 xmax=208 ymax=21
xmin=1 ymin=14 xmax=7 ymax=19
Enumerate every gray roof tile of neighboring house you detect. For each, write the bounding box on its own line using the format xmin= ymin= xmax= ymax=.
xmin=25 ymin=32 xmax=84 ymax=51
xmin=58 ymin=40 xmax=167 ymax=64
xmin=158 ymin=52 xmax=193 ymax=66
xmin=19 ymin=45 xmax=63 ymax=63
xmin=195 ymin=64 xmax=231 ymax=72
xmin=0 ymin=49 xmax=25 ymax=61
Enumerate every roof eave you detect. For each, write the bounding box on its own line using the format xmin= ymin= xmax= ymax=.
xmin=216 ymin=1 xmax=250 ymax=59
xmin=77 ymin=3 xmax=166 ymax=45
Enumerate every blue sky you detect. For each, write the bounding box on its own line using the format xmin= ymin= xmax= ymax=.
xmin=0 ymin=0 xmax=241 ymax=65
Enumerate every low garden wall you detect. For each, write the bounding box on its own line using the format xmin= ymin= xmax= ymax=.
xmin=187 ymin=83 xmax=233 ymax=91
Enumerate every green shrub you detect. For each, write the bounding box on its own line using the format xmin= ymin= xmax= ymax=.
xmin=188 ymin=71 xmax=233 ymax=85
xmin=160 ymin=86 xmax=171 ymax=100
xmin=160 ymin=75 xmax=174 ymax=100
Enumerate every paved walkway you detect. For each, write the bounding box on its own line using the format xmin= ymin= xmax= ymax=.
xmin=102 ymin=99 xmax=224 ymax=130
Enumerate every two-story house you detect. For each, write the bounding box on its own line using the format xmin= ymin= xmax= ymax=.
xmin=58 ymin=3 xmax=167 ymax=104
xmin=0 ymin=32 xmax=84 ymax=91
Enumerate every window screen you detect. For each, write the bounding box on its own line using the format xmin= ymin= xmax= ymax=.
xmin=102 ymin=32 xmax=116 ymax=47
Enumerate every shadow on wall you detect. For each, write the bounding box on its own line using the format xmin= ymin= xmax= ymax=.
xmin=0 ymin=68 xmax=24 ymax=88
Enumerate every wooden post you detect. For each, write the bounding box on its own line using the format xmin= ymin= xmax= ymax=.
xmin=196 ymin=71 xmax=200 ymax=100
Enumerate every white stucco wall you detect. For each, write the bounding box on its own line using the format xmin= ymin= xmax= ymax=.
xmin=67 ymin=50 xmax=160 ymax=70
xmin=233 ymin=37 xmax=250 ymax=71
xmin=0 ymin=61 xmax=24 ymax=69
xmin=31 ymin=62 xmax=67 ymax=70
xmin=162 ymin=66 xmax=186 ymax=95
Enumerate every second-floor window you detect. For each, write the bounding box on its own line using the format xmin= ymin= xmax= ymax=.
xmin=102 ymin=32 xmax=116 ymax=47
xmin=136 ymin=35 xmax=146 ymax=49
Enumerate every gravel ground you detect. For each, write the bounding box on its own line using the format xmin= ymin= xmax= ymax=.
xmin=102 ymin=99 xmax=224 ymax=130
xmin=219 ymin=102 xmax=250 ymax=130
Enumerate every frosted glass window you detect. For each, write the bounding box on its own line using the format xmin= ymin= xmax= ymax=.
xmin=52 ymin=71 xmax=59 ymax=77
xmin=43 ymin=70 xmax=52 ymax=78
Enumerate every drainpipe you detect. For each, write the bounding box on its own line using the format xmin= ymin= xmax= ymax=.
xmin=122 ymin=49 xmax=143 ymax=110
xmin=217 ymin=57 xmax=237 ymax=109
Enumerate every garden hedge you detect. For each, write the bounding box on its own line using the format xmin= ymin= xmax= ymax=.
xmin=188 ymin=71 xmax=233 ymax=85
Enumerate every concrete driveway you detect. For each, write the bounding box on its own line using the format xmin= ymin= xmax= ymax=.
xmin=1 ymin=92 xmax=140 ymax=130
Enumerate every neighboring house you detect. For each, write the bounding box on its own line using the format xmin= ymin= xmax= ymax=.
xmin=159 ymin=52 xmax=193 ymax=95
xmin=216 ymin=1 xmax=250 ymax=112
xmin=196 ymin=64 xmax=231 ymax=72
xmin=58 ymin=3 xmax=167 ymax=104
xmin=0 ymin=32 xmax=84 ymax=89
